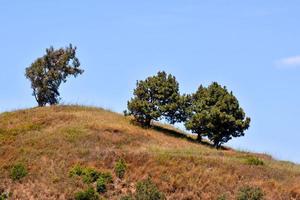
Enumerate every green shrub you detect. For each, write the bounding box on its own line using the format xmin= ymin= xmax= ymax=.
xmin=10 ymin=164 xmax=28 ymax=181
xmin=100 ymin=172 xmax=113 ymax=183
xmin=115 ymin=159 xmax=127 ymax=179
xmin=82 ymin=168 xmax=101 ymax=183
xmin=236 ymin=186 xmax=264 ymax=200
xmin=70 ymin=165 xmax=113 ymax=185
xmin=75 ymin=187 xmax=99 ymax=200
xmin=135 ymin=178 xmax=165 ymax=200
xmin=69 ymin=165 xmax=84 ymax=177
xmin=96 ymin=177 xmax=106 ymax=193
xmin=245 ymin=157 xmax=264 ymax=166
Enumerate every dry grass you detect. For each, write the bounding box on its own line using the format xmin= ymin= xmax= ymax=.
xmin=0 ymin=105 xmax=300 ymax=199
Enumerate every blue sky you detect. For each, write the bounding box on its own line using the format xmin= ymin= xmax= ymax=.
xmin=1 ymin=1 xmax=300 ymax=163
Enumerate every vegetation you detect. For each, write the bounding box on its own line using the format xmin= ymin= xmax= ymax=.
xmin=114 ymin=158 xmax=127 ymax=179
xmin=0 ymin=106 xmax=299 ymax=199
xmin=74 ymin=187 xmax=99 ymax=200
xmin=96 ymin=176 xmax=107 ymax=193
xmin=25 ymin=44 xmax=84 ymax=106
xmin=0 ymin=189 xmax=8 ymax=200
xmin=185 ymin=82 xmax=251 ymax=148
xmin=236 ymin=186 xmax=264 ymax=200
xmin=10 ymin=163 xmax=28 ymax=181
xmin=69 ymin=165 xmax=112 ymax=184
xmin=245 ymin=156 xmax=264 ymax=166
xmin=127 ymin=71 xmax=185 ymax=126
xmin=135 ymin=177 xmax=165 ymax=200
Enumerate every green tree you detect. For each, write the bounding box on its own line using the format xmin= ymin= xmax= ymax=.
xmin=127 ymin=71 xmax=185 ymax=126
xmin=185 ymin=82 xmax=250 ymax=148
xmin=25 ymin=44 xmax=84 ymax=106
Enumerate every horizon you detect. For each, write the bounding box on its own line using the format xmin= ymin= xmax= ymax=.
xmin=1 ymin=1 xmax=300 ymax=164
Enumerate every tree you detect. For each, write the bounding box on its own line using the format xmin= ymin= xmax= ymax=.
xmin=25 ymin=44 xmax=84 ymax=106
xmin=185 ymin=82 xmax=250 ymax=148
xmin=127 ymin=71 xmax=184 ymax=127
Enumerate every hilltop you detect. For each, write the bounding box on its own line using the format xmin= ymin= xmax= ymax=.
xmin=0 ymin=106 xmax=300 ymax=199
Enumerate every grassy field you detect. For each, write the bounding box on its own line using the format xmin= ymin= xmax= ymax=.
xmin=0 ymin=105 xmax=300 ymax=199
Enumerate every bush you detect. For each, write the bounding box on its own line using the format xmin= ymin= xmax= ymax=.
xmin=82 ymin=168 xmax=101 ymax=183
xmin=114 ymin=159 xmax=127 ymax=179
xmin=70 ymin=165 xmax=112 ymax=184
xmin=100 ymin=172 xmax=113 ymax=183
xmin=10 ymin=164 xmax=28 ymax=181
xmin=75 ymin=187 xmax=99 ymax=200
xmin=245 ymin=157 xmax=264 ymax=166
xmin=69 ymin=165 xmax=84 ymax=177
xmin=236 ymin=186 xmax=264 ymax=200
xmin=96 ymin=177 xmax=106 ymax=193
xmin=135 ymin=178 xmax=165 ymax=200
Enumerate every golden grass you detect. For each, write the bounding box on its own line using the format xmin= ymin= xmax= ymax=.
xmin=0 ymin=105 xmax=299 ymax=199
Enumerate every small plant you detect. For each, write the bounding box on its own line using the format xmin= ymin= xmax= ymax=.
xmin=114 ymin=159 xmax=127 ymax=179
xmin=101 ymin=172 xmax=113 ymax=183
xmin=82 ymin=168 xmax=101 ymax=183
xmin=10 ymin=163 xmax=28 ymax=181
xmin=75 ymin=187 xmax=99 ymax=200
xmin=245 ymin=157 xmax=264 ymax=166
xmin=135 ymin=177 xmax=165 ymax=200
xmin=236 ymin=186 xmax=264 ymax=200
xmin=96 ymin=177 xmax=106 ymax=193
xmin=69 ymin=165 xmax=84 ymax=177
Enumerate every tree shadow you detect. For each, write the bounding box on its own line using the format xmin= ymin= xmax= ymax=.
xmin=151 ymin=123 xmax=229 ymax=150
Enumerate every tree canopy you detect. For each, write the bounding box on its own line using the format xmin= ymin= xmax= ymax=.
xmin=25 ymin=44 xmax=84 ymax=106
xmin=127 ymin=71 xmax=185 ymax=126
xmin=185 ymin=82 xmax=251 ymax=148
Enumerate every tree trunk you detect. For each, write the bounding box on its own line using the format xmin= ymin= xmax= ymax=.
xmin=196 ymin=134 xmax=202 ymax=142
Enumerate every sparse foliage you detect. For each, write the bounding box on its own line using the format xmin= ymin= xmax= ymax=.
xmin=96 ymin=177 xmax=107 ymax=193
xmin=114 ymin=159 xmax=127 ymax=179
xmin=185 ymin=82 xmax=250 ymax=148
xmin=245 ymin=157 xmax=264 ymax=166
xmin=127 ymin=71 xmax=185 ymax=126
xmin=10 ymin=163 xmax=27 ymax=181
xmin=25 ymin=44 xmax=84 ymax=106
xmin=236 ymin=186 xmax=264 ymax=200
xmin=135 ymin=177 xmax=165 ymax=200
xmin=74 ymin=187 xmax=99 ymax=200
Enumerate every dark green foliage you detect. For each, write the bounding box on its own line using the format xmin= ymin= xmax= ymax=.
xmin=185 ymin=82 xmax=251 ymax=148
xmin=127 ymin=71 xmax=185 ymax=126
xmin=25 ymin=44 xmax=84 ymax=106
xmin=96 ymin=177 xmax=106 ymax=193
xmin=75 ymin=187 xmax=99 ymax=200
xmin=245 ymin=157 xmax=264 ymax=166
xmin=135 ymin=178 xmax=165 ymax=200
xmin=69 ymin=165 xmax=113 ymax=184
xmin=236 ymin=186 xmax=264 ymax=200
xmin=10 ymin=163 xmax=27 ymax=181
xmin=114 ymin=159 xmax=127 ymax=179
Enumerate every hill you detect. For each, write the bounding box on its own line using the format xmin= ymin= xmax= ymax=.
xmin=0 ymin=105 xmax=300 ymax=199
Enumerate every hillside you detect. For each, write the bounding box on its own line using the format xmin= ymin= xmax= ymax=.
xmin=0 ymin=106 xmax=300 ymax=200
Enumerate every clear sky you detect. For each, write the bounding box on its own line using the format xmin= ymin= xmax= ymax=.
xmin=1 ymin=1 xmax=300 ymax=163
